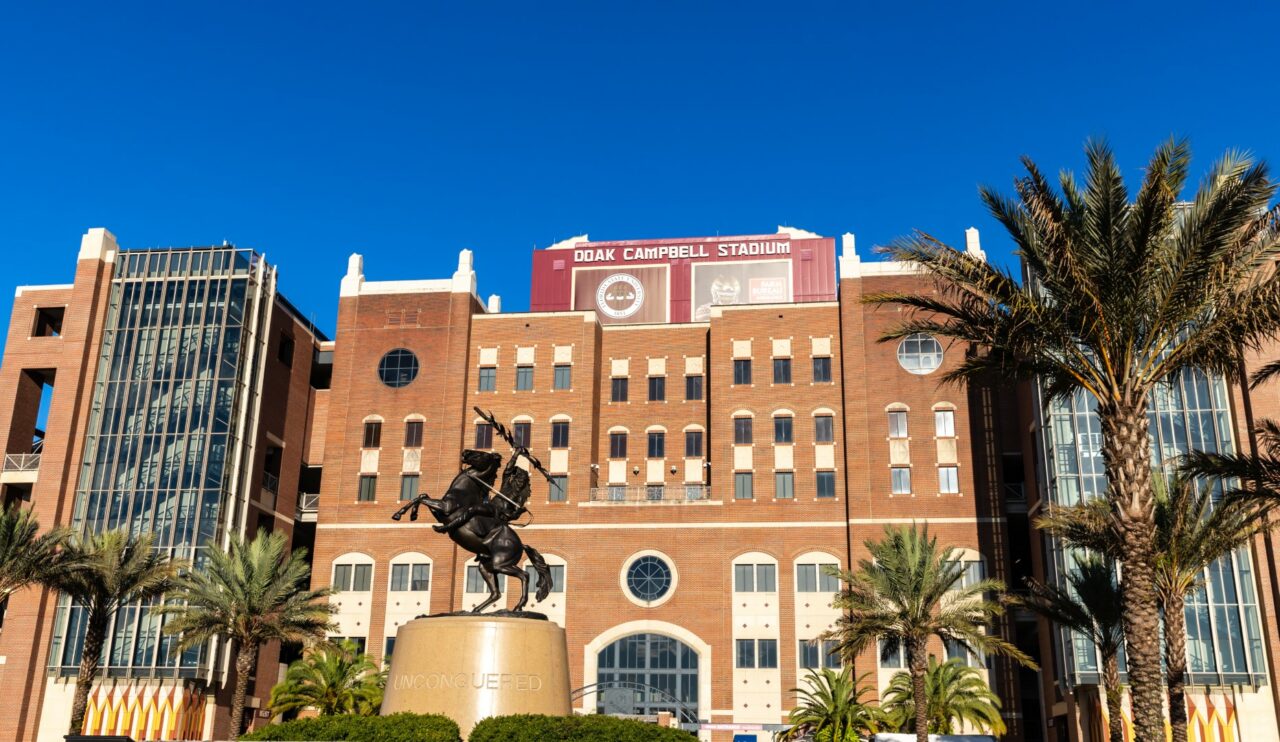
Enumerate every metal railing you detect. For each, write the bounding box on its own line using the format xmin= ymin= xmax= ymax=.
xmin=588 ymin=485 xmax=711 ymax=503
xmin=262 ymin=471 xmax=279 ymax=494
xmin=297 ymin=492 xmax=320 ymax=514
xmin=3 ymin=453 xmax=41 ymax=472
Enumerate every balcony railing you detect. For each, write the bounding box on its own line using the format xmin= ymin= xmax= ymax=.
xmin=296 ymin=492 xmax=320 ymax=520
xmin=262 ymin=471 xmax=280 ymax=494
xmin=3 ymin=453 xmax=41 ymax=472
xmin=588 ymin=485 xmax=711 ymax=503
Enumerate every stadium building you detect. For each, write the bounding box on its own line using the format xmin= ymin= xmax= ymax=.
xmin=1 ymin=226 xmax=1279 ymax=741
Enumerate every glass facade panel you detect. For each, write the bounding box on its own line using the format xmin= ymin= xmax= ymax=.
xmin=55 ymin=247 xmax=271 ymax=678
xmin=1036 ymin=371 xmax=1266 ymax=685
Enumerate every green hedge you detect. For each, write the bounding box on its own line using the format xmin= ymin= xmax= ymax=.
xmin=242 ymin=712 xmax=460 ymax=741
xmin=468 ymin=714 xmax=695 ymax=742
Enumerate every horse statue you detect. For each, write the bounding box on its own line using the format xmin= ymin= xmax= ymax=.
xmin=391 ymin=409 xmax=554 ymax=614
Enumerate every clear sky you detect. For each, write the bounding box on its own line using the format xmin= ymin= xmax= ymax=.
xmin=2 ymin=1 xmax=1277 ymax=341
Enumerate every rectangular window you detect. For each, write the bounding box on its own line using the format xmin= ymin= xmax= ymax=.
xmin=515 ymin=366 xmax=534 ymax=391
xmin=879 ymin=639 xmax=905 ymax=669
xmin=400 ymin=475 xmax=419 ymax=502
xmin=734 ymin=418 xmax=753 ymax=445
xmin=756 ymin=564 xmax=777 ymax=592
xmin=816 ymin=471 xmax=836 ymax=499
xmin=410 ymin=564 xmax=430 ymax=591
xmin=607 ymin=485 xmax=626 ymax=501
xmin=278 ymin=336 xmax=294 ymax=367
xmin=474 ymin=423 xmax=493 ymax=449
xmin=647 ymin=432 xmax=665 ymax=458
xmin=733 ymin=359 xmax=752 ymax=385
xmin=548 ymin=475 xmax=567 ymax=502
xmin=646 ymin=485 xmax=665 ymax=500
xmin=891 ymin=467 xmax=912 ymax=495
xmin=773 ymin=357 xmax=792 ymax=384
xmin=823 ymin=639 xmax=841 ymax=669
xmin=352 ymin=564 xmax=372 ymax=591
xmin=935 ymin=409 xmax=956 ymax=437
xmin=465 ymin=565 xmax=501 ymax=594
xmin=551 ymin=421 xmax=570 ymax=449
xmin=888 ymin=411 xmax=908 ymax=439
xmin=774 ymin=416 xmax=793 ymax=444
xmin=820 ymin=566 xmax=841 ymax=592
xmin=611 ymin=377 xmax=628 ymax=402
xmin=946 ymin=638 xmax=980 ymax=667
xmin=363 ymin=421 xmax=382 ymax=448
xmin=525 ymin=563 xmax=566 ymax=593
xmin=798 ymin=564 xmax=840 ymax=593
xmin=478 ymin=367 xmax=496 ymax=392
xmin=734 ymin=564 xmax=754 ymax=592
xmin=609 ymin=432 xmax=627 ymax=458
xmin=815 ymin=415 xmax=835 ymax=443
xmin=758 ymin=639 xmax=778 ymax=668
xmin=736 ymin=639 xmax=756 ymax=669
xmin=775 ymin=471 xmax=794 ymax=499
xmin=384 ymin=637 xmax=396 ymax=661
xmin=334 ymin=564 xmax=352 ymax=591
xmin=331 ymin=636 xmax=367 ymax=654
xmin=813 ymin=356 xmax=832 ymax=382
xmin=734 ymin=472 xmax=753 ymax=500
xmin=404 ymin=421 xmax=423 ymax=448
xmin=358 ymin=475 xmax=377 ymax=502
xmin=685 ymin=430 xmax=703 ymax=457
xmin=513 ymin=422 xmax=531 ymax=448
xmin=390 ymin=564 xmax=409 ymax=591
xmin=799 ymin=640 xmax=820 ymax=669
xmin=553 ymin=365 xmax=572 ymax=390
xmin=939 ymin=465 xmax=960 ymax=494
xmin=685 ymin=375 xmax=703 ymax=400
xmin=648 ymin=376 xmax=666 ymax=401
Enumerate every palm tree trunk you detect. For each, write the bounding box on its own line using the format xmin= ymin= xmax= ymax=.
xmin=907 ymin=640 xmax=928 ymax=742
xmin=1164 ymin=592 xmax=1190 ymax=742
xmin=1102 ymin=651 xmax=1126 ymax=742
xmin=1098 ymin=397 xmax=1167 ymax=742
xmin=229 ymin=643 xmax=258 ymax=742
xmin=68 ymin=611 xmax=108 ymax=734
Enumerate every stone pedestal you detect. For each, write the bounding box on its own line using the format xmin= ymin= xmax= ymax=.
xmin=380 ymin=615 xmax=571 ymax=737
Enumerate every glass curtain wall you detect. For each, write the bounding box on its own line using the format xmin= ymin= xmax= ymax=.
xmin=1036 ymin=369 xmax=1267 ymax=686
xmin=48 ymin=247 xmax=273 ymax=679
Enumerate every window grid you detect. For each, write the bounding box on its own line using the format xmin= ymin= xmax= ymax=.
xmin=404 ymin=421 xmax=423 ymax=448
xmin=515 ymin=366 xmax=534 ymax=391
xmin=774 ymin=416 xmax=794 ymax=444
xmin=549 ymin=475 xmax=568 ymax=502
xmin=553 ymin=365 xmax=572 ymax=390
xmin=363 ymin=421 xmax=382 ymax=448
xmin=477 ymin=367 xmax=496 ymax=392
xmin=891 ymin=467 xmax=911 ymax=495
xmin=935 ymin=409 xmax=956 ymax=437
xmin=474 ymin=423 xmax=493 ymax=449
xmin=734 ymin=418 xmax=753 ymax=445
xmin=773 ymin=358 xmax=792 ymax=384
xmin=513 ymin=422 xmax=531 ymax=448
xmin=685 ymin=375 xmax=703 ymax=400
xmin=647 ymin=432 xmax=666 ymax=458
xmin=812 ymin=357 xmax=832 ymax=383
xmin=399 ymin=475 xmax=419 ymax=502
xmin=611 ymin=377 xmax=629 ymax=402
xmin=816 ymin=471 xmax=836 ymax=499
xmin=733 ymin=359 xmax=751 ymax=385
xmin=358 ymin=475 xmax=377 ymax=502
xmin=609 ymin=433 xmax=628 ymax=458
xmin=550 ymin=421 xmax=570 ymax=449
xmin=888 ymin=411 xmax=908 ymax=439
xmin=815 ymin=415 xmax=835 ymax=443
xmin=775 ymin=471 xmax=794 ymax=499
xmin=734 ymin=472 xmax=753 ymax=500
xmin=648 ymin=376 xmax=666 ymax=401
xmin=684 ymin=430 xmax=703 ymax=457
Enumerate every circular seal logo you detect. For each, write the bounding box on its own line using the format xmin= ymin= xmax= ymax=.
xmin=596 ymin=273 xmax=645 ymax=319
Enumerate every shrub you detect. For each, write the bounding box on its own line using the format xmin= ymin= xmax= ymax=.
xmin=242 ymin=712 xmax=460 ymax=741
xmin=468 ymin=714 xmax=695 ymax=742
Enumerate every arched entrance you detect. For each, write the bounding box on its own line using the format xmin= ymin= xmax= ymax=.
xmin=594 ymin=633 xmax=698 ymax=720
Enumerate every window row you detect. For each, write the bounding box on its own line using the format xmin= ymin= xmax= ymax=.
xmin=610 ymin=375 xmax=704 ymax=402
xmin=733 ymin=471 xmax=838 ymax=500
xmin=734 ymin=561 xmax=840 ymax=593
xmin=887 ymin=408 xmax=956 ymax=439
xmin=608 ymin=431 xmax=703 ymax=459
xmin=477 ymin=365 xmax=574 ymax=392
xmin=361 ymin=420 xmax=424 ymax=449
xmin=731 ymin=356 xmax=833 ymax=386
xmin=734 ymin=414 xmax=835 ymax=444
xmin=889 ymin=465 xmax=960 ymax=495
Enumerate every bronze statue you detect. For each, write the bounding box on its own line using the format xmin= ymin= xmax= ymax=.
xmin=392 ymin=408 xmax=554 ymax=614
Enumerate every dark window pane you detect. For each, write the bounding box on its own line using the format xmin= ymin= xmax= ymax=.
xmin=363 ymin=422 xmax=382 ymax=448
xmin=776 ymin=472 xmax=794 ymax=499
xmin=774 ymin=417 xmax=793 ymax=443
xmin=400 ymin=475 xmax=419 ymax=501
xmin=378 ymin=349 xmax=419 ymax=388
xmin=758 ymin=639 xmax=778 ymax=668
xmin=358 ymin=475 xmax=377 ymax=502
xmin=684 ymin=431 xmax=703 ymax=457
xmin=685 ymin=375 xmax=703 ymax=400
xmin=610 ymin=433 xmax=628 ymax=458
xmin=648 ymin=377 xmax=666 ymax=401
xmin=474 ymin=423 xmax=493 ymax=449
xmin=611 ymin=377 xmax=629 ymax=402
xmin=816 ymin=471 xmax=836 ymax=499
xmin=815 ymin=415 xmax=835 ymax=443
xmin=734 ymin=472 xmax=753 ymax=500
xmin=551 ymin=421 xmax=570 ymax=448
xmin=549 ymin=475 xmax=567 ymax=502
xmin=553 ymin=365 xmax=572 ymax=390
xmin=813 ymin=357 xmax=832 ymax=382
xmin=404 ymin=421 xmax=423 ymax=447
xmin=478 ymin=367 xmax=496 ymax=391
xmin=736 ymin=639 xmax=755 ymax=668
xmin=733 ymin=359 xmax=752 ymax=385
xmin=514 ymin=422 xmax=531 ymax=448
xmin=773 ymin=358 xmax=791 ymax=384
xmin=515 ymin=366 xmax=534 ymax=391
xmin=647 ymin=432 xmax=665 ymax=458
xmin=734 ymin=418 xmax=753 ymax=445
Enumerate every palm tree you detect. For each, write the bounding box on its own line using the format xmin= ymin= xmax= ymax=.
xmin=824 ymin=524 xmax=1034 ymax=742
xmin=269 ymin=640 xmax=381 ymax=717
xmin=866 ymin=139 xmax=1280 ymax=740
xmin=779 ymin=667 xmax=884 ymax=742
xmin=1037 ymin=477 xmax=1271 ymax=742
xmin=161 ymin=530 xmax=334 ymax=741
xmin=0 ymin=504 xmax=70 ymax=603
xmin=54 ymin=529 xmax=183 ymax=735
xmin=881 ymin=656 xmax=1006 ymax=736
xmin=1022 ymin=555 xmax=1127 ymax=742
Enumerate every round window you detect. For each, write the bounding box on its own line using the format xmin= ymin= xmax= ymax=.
xmin=378 ymin=348 xmax=419 ymax=388
xmin=896 ymin=333 xmax=943 ymax=375
xmin=626 ymin=556 xmax=673 ymax=602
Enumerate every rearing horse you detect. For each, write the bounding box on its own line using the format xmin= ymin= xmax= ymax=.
xmin=391 ymin=448 xmax=551 ymax=612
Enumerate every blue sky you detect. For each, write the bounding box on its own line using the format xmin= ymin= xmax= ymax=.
xmin=2 ymin=2 xmax=1277 ymax=341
